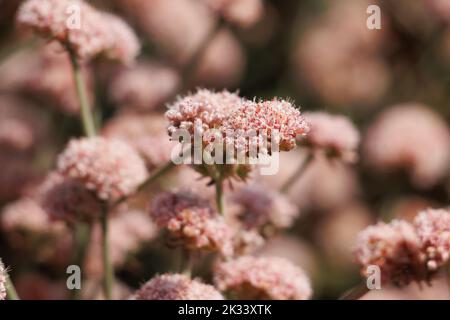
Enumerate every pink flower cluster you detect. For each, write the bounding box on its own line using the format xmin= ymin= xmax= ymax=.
xmin=354 ymin=208 xmax=450 ymax=286
xmin=102 ymin=114 xmax=178 ymax=171
xmin=57 ymin=137 xmax=148 ymax=202
xmin=293 ymin=0 xmax=389 ymax=106
xmin=167 ymin=89 xmax=309 ymax=158
xmin=1 ymin=198 xmax=65 ymax=235
xmin=214 ymin=256 xmax=312 ymax=300
xmin=303 ymin=112 xmax=360 ymax=162
xmin=17 ymin=0 xmax=140 ymax=63
xmin=204 ymin=0 xmax=264 ymax=28
xmin=38 ymin=172 xmax=102 ymax=224
xmin=0 ymin=45 xmax=93 ymax=115
xmin=0 ymin=95 xmax=48 ymax=152
xmin=25 ymin=46 xmax=94 ymax=114
xmin=230 ymin=183 xmax=299 ymax=231
xmin=149 ymin=191 xmax=234 ymax=256
xmin=414 ymin=209 xmax=450 ymax=271
xmin=166 ymin=89 xmax=243 ymax=136
xmin=364 ymin=104 xmax=450 ymax=188
xmin=109 ymin=61 xmax=180 ymax=112
xmin=222 ymin=99 xmax=310 ymax=153
xmin=133 ymin=273 xmax=223 ymax=300
xmin=85 ymin=210 xmax=157 ymax=275
xmin=114 ymin=0 xmax=216 ymax=66
xmin=0 ymin=259 xmax=6 ymax=300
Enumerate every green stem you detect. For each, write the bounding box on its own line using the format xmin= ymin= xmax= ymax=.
xmin=113 ymin=161 xmax=176 ymax=208
xmin=138 ymin=161 xmax=176 ymax=193
xmin=70 ymin=223 xmax=92 ymax=300
xmin=69 ymin=51 xmax=96 ymax=137
xmin=101 ymin=207 xmax=114 ymax=300
xmin=180 ymin=18 xmax=225 ymax=91
xmin=215 ymin=177 xmax=225 ymax=216
xmin=182 ymin=250 xmax=194 ymax=277
xmin=280 ymin=153 xmax=313 ymax=193
xmin=6 ymin=274 xmax=19 ymax=300
xmin=447 ymin=265 xmax=450 ymax=296
xmin=339 ymin=282 xmax=370 ymax=300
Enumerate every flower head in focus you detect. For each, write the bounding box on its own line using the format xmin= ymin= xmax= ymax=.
xmin=166 ymin=90 xmax=308 ymax=182
xmin=302 ymin=112 xmax=360 ymax=163
xmin=414 ymin=208 xmax=450 ymax=271
xmin=221 ymin=99 xmax=309 ymax=154
xmin=132 ymin=273 xmax=223 ymax=300
xmin=149 ymin=191 xmax=234 ymax=257
xmin=17 ymin=0 xmax=140 ymax=63
xmin=57 ymin=137 xmax=148 ymax=202
xmin=214 ymin=256 xmax=312 ymax=300
xmin=166 ymin=88 xmax=243 ymax=137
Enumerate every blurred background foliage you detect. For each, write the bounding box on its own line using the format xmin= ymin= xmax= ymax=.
xmin=0 ymin=0 xmax=449 ymax=299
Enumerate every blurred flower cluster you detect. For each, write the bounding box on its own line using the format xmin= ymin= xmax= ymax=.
xmin=0 ymin=0 xmax=449 ymax=301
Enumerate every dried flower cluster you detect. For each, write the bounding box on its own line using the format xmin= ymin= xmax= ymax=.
xmin=17 ymin=0 xmax=140 ymax=63
xmin=133 ymin=273 xmax=223 ymax=300
xmin=57 ymin=137 xmax=148 ymax=202
xmin=214 ymin=256 xmax=312 ymax=300
xmin=149 ymin=191 xmax=234 ymax=256
xmin=302 ymin=112 xmax=360 ymax=162
xmin=354 ymin=208 xmax=450 ymax=286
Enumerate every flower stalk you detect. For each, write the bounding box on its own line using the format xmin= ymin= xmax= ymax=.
xmin=6 ymin=274 xmax=19 ymax=300
xmin=339 ymin=282 xmax=369 ymax=300
xmin=215 ymin=177 xmax=225 ymax=216
xmin=69 ymin=50 xmax=96 ymax=137
xmin=281 ymin=153 xmax=313 ymax=193
xmin=70 ymin=222 xmax=92 ymax=300
xmin=101 ymin=206 xmax=114 ymax=300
